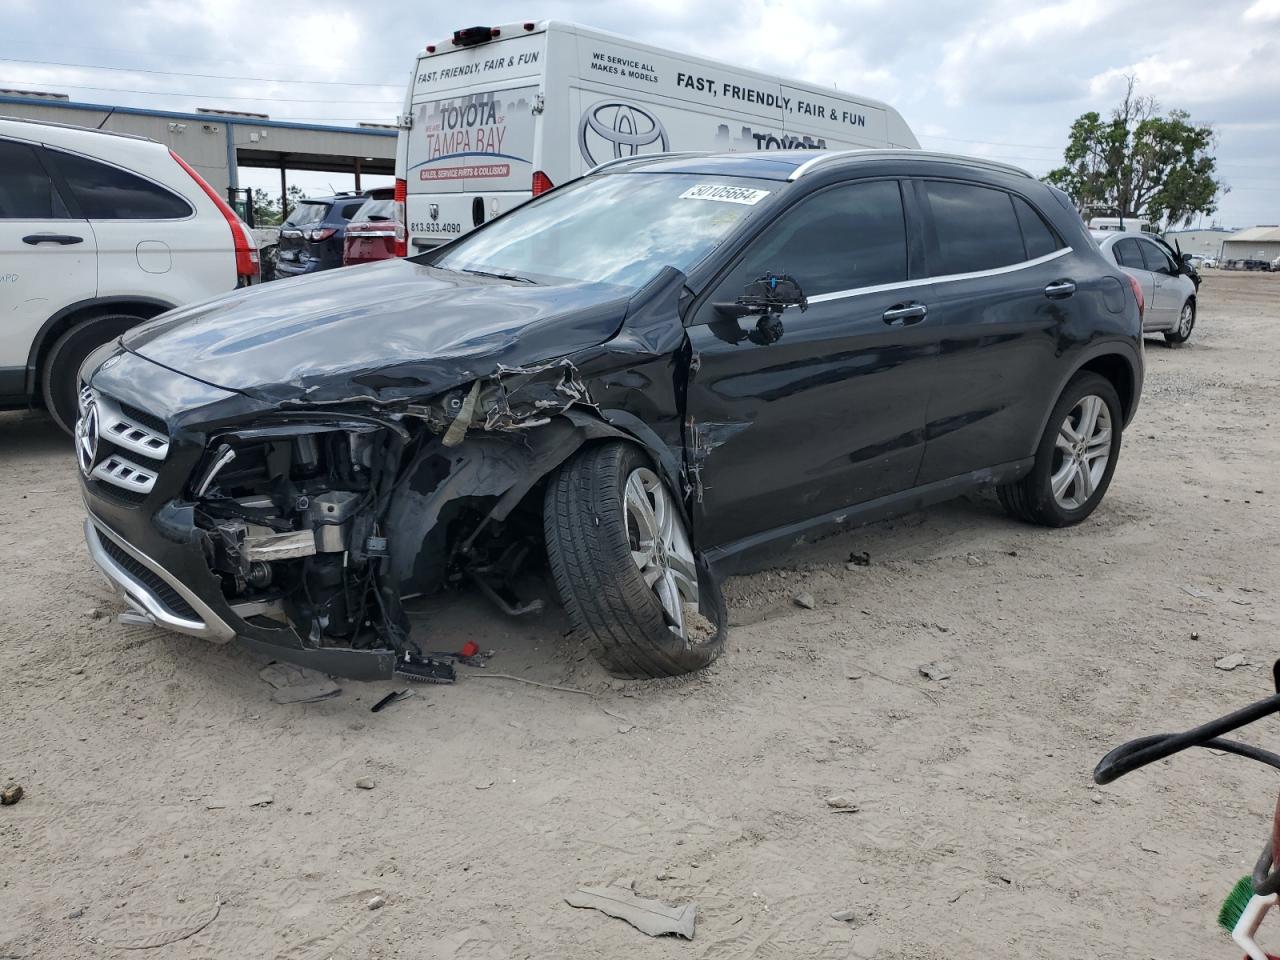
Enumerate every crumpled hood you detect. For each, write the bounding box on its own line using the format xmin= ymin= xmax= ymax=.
xmin=123 ymin=258 xmax=631 ymax=405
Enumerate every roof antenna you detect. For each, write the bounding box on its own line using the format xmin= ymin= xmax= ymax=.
xmin=96 ymin=106 xmax=116 ymax=130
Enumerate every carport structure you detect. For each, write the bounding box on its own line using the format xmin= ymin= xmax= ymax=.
xmin=0 ymin=94 xmax=396 ymax=215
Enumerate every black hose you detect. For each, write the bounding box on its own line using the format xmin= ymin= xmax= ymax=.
xmin=1094 ymin=692 xmax=1280 ymax=784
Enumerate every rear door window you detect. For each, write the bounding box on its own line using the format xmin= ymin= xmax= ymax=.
xmin=923 ymin=181 xmax=1024 ymax=276
xmin=0 ymin=139 xmax=70 ymax=219
xmin=1113 ymin=238 xmax=1146 ymax=270
xmin=49 ymin=151 xmax=193 ymax=219
xmin=1012 ymin=196 xmax=1063 ymax=260
xmin=719 ymin=179 xmax=907 ymax=297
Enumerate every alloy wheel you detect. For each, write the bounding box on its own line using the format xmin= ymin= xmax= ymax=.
xmin=1050 ymin=395 xmax=1112 ymax=511
xmin=623 ymin=467 xmax=699 ymax=639
xmin=1178 ymin=302 xmax=1194 ymax=338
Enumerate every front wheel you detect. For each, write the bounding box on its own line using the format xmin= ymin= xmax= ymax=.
xmin=997 ymin=372 xmax=1123 ymax=527
xmin=1164 ymin=299 xmax=1195 ymax=345
xmin=544 ymin=442 xmax=726 ymax=678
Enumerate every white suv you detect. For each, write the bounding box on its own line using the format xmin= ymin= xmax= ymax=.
xmin=0 ymin=117 xmax=259 ymax=432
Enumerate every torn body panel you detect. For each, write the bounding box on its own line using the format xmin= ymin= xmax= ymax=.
xmin=80 ymin=265 xmax=707 ymax=681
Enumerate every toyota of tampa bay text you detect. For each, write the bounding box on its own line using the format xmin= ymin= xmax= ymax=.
xmin=76 ymin=149 xmax=1143 ymax=684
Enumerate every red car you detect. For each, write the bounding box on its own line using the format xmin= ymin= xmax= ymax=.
xmin=341 ymin=188 xmax=404 ymax=266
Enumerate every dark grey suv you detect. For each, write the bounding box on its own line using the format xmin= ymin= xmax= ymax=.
xmin=76 ymin=150 xmax=1143 ymax=683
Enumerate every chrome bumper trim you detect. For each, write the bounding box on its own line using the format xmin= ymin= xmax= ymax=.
xmin=84 ymin=517 xmax=236 ymax=643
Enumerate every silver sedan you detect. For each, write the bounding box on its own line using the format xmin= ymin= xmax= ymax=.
xmin=1093 ymin=231 xmax=1199 ymax=345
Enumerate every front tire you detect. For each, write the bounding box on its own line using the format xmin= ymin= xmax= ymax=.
xmin=998 ymin=372 xmax=1123 ymax=527
xmin=1164 ymin=299 xmax=1195 ymax=345
xmin=544 ymin=442 xmax=726 ymax=678
xmin=41 ymin=315 xmax=144 ymax=434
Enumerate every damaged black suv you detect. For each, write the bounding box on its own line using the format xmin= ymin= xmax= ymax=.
xmin=76 ymin=150 xmax=1143 ymax=681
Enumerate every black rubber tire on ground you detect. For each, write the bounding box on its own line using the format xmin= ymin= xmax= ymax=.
xmin=1164 ymin=298 xmax=1196 ymax=346
xmin=40 ymin=314 xmax=143 ymax=434
xmin=544 ymin=441 xmax=727 ymax=678
xmin=997 ymin=371 xmax=1123 ymax=528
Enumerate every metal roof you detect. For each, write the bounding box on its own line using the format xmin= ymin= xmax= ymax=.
xmin=0 ymin=94 xmax=396 ymax=138
xmin=1225 ymin=225 xmax=1280 ymax=243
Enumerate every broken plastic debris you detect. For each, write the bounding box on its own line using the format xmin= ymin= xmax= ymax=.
xmin=565 ymin=885 xmax=696 ymax=939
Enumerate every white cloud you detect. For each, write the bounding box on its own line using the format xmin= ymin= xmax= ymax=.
xmin=2 ymin=0 xmax=1276 ymax=224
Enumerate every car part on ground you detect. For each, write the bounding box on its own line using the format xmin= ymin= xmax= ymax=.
xmin=76 ymin=150 xmax=1143 ymax=681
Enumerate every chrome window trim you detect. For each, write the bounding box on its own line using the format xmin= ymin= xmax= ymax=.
xmin=805 ymin=246 xmax=1073 ymax=305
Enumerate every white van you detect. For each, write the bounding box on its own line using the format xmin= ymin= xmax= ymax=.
xmin=1088 ymin=217 xmax=1160 ymax=235
xmin=394 ymin=20 xmax=918 ymax=251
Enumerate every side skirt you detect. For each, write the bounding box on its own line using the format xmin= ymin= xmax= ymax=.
xmin=704 ymin=457 xmax=1034 ymax=576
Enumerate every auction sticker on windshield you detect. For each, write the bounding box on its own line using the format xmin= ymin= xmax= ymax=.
xmin=678 ymin=184 xmax=771 ymax=205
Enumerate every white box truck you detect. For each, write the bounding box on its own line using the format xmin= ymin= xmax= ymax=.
xmin=394 ymin=20 xmax=918 ymax=251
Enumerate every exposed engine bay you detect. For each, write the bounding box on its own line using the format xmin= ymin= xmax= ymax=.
xmin=191 ymin=361 xmax=604 ymax=663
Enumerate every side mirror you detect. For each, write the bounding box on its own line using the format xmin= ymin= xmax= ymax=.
xmin=713 ymin=272 xmax=808 ymax=319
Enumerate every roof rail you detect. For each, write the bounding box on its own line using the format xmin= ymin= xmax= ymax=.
xmin=0 ymin=113 xmax=156 ymax=143
xmin=586 ymin=151 xmax=714 ymax=176
xmin=788 ymin=149 xmax=1033 ymax=181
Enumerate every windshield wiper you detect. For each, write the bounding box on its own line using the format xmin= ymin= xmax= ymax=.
xmin=461 ymin=268 xmax=537 ymax=284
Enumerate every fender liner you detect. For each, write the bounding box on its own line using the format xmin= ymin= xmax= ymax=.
xmin=385 ymin=410 xmax=678 ymax=598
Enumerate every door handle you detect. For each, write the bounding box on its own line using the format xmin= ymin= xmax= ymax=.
xmin=23 ymin=233 xmax=85 ymax=246
xmin=882 ymin=302 xmax=927 ymax=325
xmin=1044 ymin=279 xmax=1076 ymax=299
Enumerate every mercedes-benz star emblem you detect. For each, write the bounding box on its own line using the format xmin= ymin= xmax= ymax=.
xmin=75 ymin=400 xmax=99 ymax=477
xmin=578 ymin=101 xmax=669 ymax=166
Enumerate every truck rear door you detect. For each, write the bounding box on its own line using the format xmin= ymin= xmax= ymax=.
xmin=405 ymin=31 xmax=546 ymax=251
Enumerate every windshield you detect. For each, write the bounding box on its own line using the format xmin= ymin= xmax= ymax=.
xmin=433 ymin=173 xmax=777 ymax=289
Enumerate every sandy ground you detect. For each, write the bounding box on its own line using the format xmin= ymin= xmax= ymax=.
xmin=2 ymin=272 xmax=1279 ymax=960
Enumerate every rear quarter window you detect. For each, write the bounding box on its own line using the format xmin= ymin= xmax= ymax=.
xmin=923 ymin=181 xmax=1024 ymax=276
xmin=1012 ymin=196 xmax=1064 ymax=260
xmin=50 ymin=150 xmax=193 ymax=220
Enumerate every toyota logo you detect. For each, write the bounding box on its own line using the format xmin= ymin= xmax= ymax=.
xmin=75 ymin=400 xmax=99 ymax=477
xmin=578 ymin=101 xmax=669 ymax=166
xmin=429 ymin=203 xmax=439 ymax=222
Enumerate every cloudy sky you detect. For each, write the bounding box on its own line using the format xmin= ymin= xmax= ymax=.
xmin=3 ymin=0 xmax=1278 ymax=227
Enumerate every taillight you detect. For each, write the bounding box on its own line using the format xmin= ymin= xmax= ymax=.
xmin=393 ymin=178 xmax=408 ymax=257
xmin=532 ymin=171 xmax=554 ymax=196
xmin=306 ymin=227 xmax=337 ymax=243
xmin=1125 ymin=273 xmax=1145 ymax=320
xmin=169 ymin=148 xmax=259 ymax=280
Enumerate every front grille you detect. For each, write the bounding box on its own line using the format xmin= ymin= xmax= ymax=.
xmin=119 ymin=401 xmax=166 ymax=434
xmin=97 ymin=535 xmax=199 ymax=621
xmin=90 ymin=478 xmax=150 ymax=506
xmin=83 ymin=391 xmax=171 ymax=498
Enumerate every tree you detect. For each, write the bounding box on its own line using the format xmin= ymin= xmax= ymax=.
xmin=1046 ymin=77 xmax=1225 ymax=230
xmin=251 ymin=184 xmax=307 ymax=226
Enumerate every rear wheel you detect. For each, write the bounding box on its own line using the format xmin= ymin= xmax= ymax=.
xmin=41 ymin=314 xmax=143 ymax=434
xmin=1164 ymin=299 xmax=1195 ymax=345
xmin=997 ymin=372 xmax=1122 ymax=527
xmin=544 ymin=442 xmax=726 ymax=678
